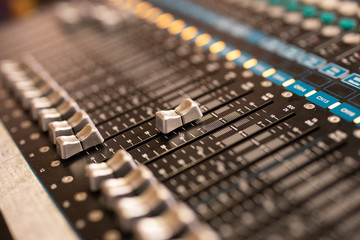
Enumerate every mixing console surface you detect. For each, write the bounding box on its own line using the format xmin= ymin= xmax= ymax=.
xmin=1 ymin=0 xmax=360 ymax=239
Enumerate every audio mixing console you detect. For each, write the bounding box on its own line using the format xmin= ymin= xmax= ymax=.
xmin=1 ymin=0 xmax=360 ymax=239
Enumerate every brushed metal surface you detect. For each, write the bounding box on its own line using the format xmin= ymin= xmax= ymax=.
xmin=0 ymin=121 xmax=79 ymax=240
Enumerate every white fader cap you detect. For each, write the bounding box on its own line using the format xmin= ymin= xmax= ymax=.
xmin=156 ymin=98 xmax=203 ymax=134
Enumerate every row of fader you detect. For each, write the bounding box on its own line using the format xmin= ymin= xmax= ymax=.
xmin=0 ymin=55 xmax=104 ymax=159
xmin=86 ymin=150 xmax=219 ymax=240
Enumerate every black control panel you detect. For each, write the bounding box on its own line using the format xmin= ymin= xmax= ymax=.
xmin=1 ymin=0 xmax=360 ymax=240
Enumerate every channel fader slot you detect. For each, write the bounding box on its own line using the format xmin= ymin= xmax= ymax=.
xmin=0 ymin=0 xmax=360 ymax=240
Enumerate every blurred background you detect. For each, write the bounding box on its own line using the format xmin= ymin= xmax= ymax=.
xmin=0 ymin=0 xmax=54 ymax=20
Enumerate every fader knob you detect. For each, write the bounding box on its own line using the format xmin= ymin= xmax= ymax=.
xmin=155 ymin=110 xmax=182 ymax=134
xmin=56 ymin=135 xmax=83 ymax=159
xmin=76 ymin=123 xmax=104 ymax=150
xmin=86 ymin=162 xmax=114 ymax=192
xmin=106 ymin=150 xmax=137 ymax=178
xmin=174 ymin=98 xmax=203 ymax=124
xmin=67 ymin=110 xmax=93 ymax=133
xmin=49 ymin=121 xmax=74 ymax=144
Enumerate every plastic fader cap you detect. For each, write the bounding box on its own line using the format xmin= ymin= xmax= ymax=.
xmin=156 ymin=110 xmax=182 ymax=134
xmin=20 ymin=89 xmax=43 ymax=109
xmin=175 ymin=98 xmax=203 ymax=124
xmin=76 ymin=123 xmax=104 ymax=150
xmin=49 ymin=110 xmax=93 ymax=144
xmin=56 ymin=124 xmax=103 ymax=159
xmin=30 ymin=89 xmax=69 ymax=119
xmin=49 ymin=121 xmax=74 ymax=144
xmin=101 ymin=165 xmax=156 ymax=209
xmin=57 ymin=99 xmax=80 ymax=120
xmin=38 ymin=99 xmax=79 ymax=131
xmin=106 ymin=149 xmax=137 ymax=177
xmin=56 ymin=135 xmax=83 ymax=159
xmin=156 ymin=98 xmax=202 ymax=134
xmin=115 ymin=183 xmax=176 ymax=233
xmin=86 ymin=149 xmax=137 ymax=192
xmin=86 ymin=162 xmax=114 ymax=192
xmin=134 ymin=202 xmax=198 ymax=240
xmin=68 ymin=110 xmax=93 ymax=133
xmin=181 ymin=223 xmax=220 ymax=240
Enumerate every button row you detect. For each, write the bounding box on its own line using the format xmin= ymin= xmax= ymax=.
xmin=0 ymin=56 xmax=104 ymax=159
xmin=86 ymin=150 xmax=219 ymax=240
xmin=156 ymin=98 xmax=203 ymax=134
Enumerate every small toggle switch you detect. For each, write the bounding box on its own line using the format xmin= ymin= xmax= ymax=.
xmin=76 ymin=123 xmax=104 ymax=150
xmin=56 ymin=135 xmax=83 ymax=159
xmin=134 ymin=202 xmax=198 ymax=240
xmin=67 ymin=110 xmax=93 ymax=133
xmin=115 ymin=183 xmax=176 ymax=232
xmin=101 ymin=165 xmax=156 ymax=209
xmin=156 ymin=98 xmax=202 ymax=134
xmin=106 ymin=149 xmax=137 ymax=178
xmin=86 ymin=162 xmax=114 ymax=192
xmin=49 ymin=121 xmax=74 ymax=144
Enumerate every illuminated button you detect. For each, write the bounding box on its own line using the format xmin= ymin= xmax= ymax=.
xmin=302 ymin=18 xmax=322 ymax=31
xmin=195 ymin=33 xmax=211 ymax=47
xmin=134 ymin=202 xmax=198 ymax=240
xmin=283 ymin=12 xmax=303 ymax=25
xmin=342 ymin=32 xmax=360 ymax=45
xmin=342 ymin=73 xmax=360 ymax=89
xmin=338 ymin=1 xmax=358 ymax=16
xmin=297 ymin=53 xmax=327 ymax=69
xmin=277 ymin=45 xmax=305 ymax=60
xmin=319 ymin=0 xmax=339 ymax=11
xmin=321 ymin=25 xmax=341 ymax=37
xmin=285 ymin=80 xmax=316 ymax=96
xmin=86 ymin=162 xmax=114 ymax=192
xmin=319 ymin=63 xmax=349 ymax=79
xmin=225 ymin=49 xmax=241 ymax=61
xmin=49 ymin=120 xmax=74 ymax=144
xmin=320 ymin=11 xmax=336 ymax=24
xmin=330 ymin=103 xmax=360 ymax=121
xmin=106 ymin=150 xmax=137 ymax=178
xmin=249 ymin=60 xmax=271 ymax=75
xmin=76 ymin=123 xmax=104 ymax=150
xmin=101 ymin=165 xmax=157 ymax=210
xmin=56 ymin=135 xmax=83 ymax=159
xmin=266 ymin=70 xmax=293 ymax=85
xmin=339 ymin=18 xmax=356 ymax=30
xmin=115 ymin=184 xmax=176 ymax=232
xmin=303 ymin=5 xmax=317 ymax=18
xmin=181 ymin=26 xmax=198 ymax=41
xmin=306 ymin=91 xmax=339 ymax=108
xmin=267 ymin=6 xmax=285 ymax=18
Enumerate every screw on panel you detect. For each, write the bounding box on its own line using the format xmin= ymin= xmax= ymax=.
xmin=281 ymin=91 xmax=293 ymax=98
xmin=261 ymin=81 xmax=272 ymax=87
xmin=62 ymin=176 xmax=74 ymax=183
xmin=304 ymin=103 xmax=315 ymax=109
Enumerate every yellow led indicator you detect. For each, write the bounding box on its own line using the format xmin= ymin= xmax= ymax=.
xmin=156 ymin=13 xmax=174 ymax=29
xmin=225 ymin=50 xmax=241 ymax=61
xmin=304 ymin=90 xmax=317 ymax=97
xmin=134 ymin=2 xmax=152 ymax=16
xmin=243 ymin=59 xmax=258 ymax=69
xmin=181 ymin=26 xmax=198 ymax=41
xmin=145 ymin=8 xmax=163 ymax=23
xmin=195 ymin=33 xmax=211 ymax=47
xmin=168 ymin=20 xmax=186 ymax=35
xmin=124 ymin=0 xmax=140 ymax=10
xmin=209 ymin=41 xmax=226 ymax=54
xmin=262 ymin=68 xmax=276 ymax=78
xmin=354 ymin=116 xmax=360 ymax=124
xmin=328 ymin=102 xmax=341 ymax=110
xmin=282 ymin=78 xmax=296 ymax=87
